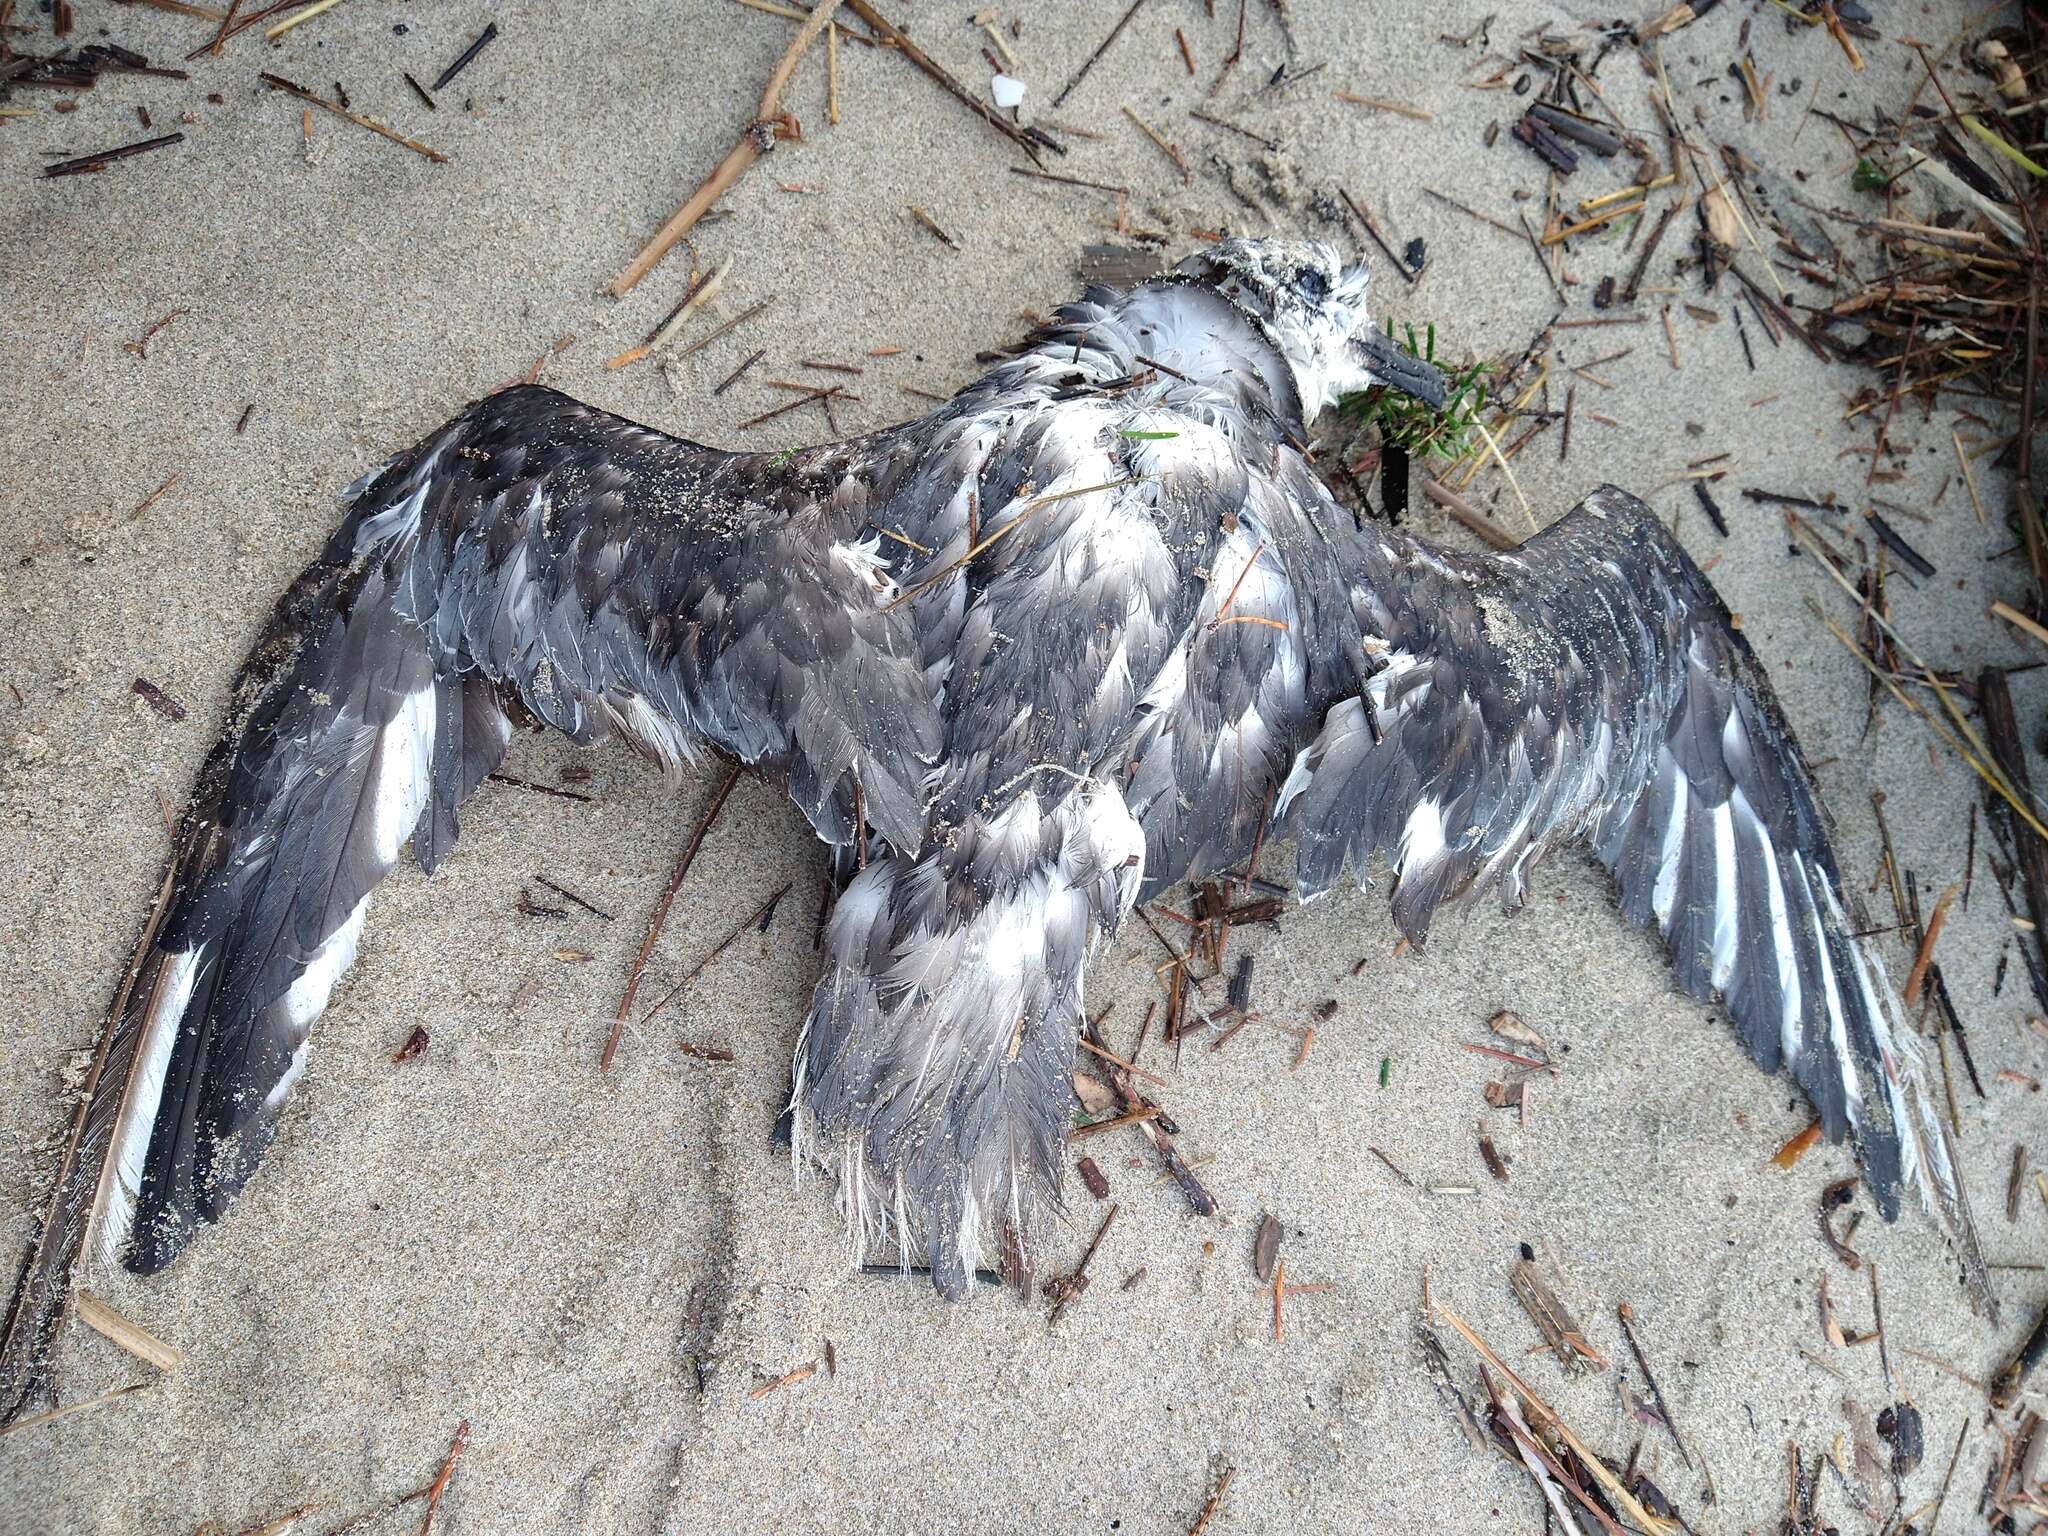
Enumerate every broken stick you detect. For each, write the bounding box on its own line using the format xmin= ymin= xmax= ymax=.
xmin=612 ymin=0 xmax=844 ymax=295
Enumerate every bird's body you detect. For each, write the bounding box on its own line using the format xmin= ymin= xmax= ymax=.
xmin=0 ymin=237 xmax=1989 ymax=1381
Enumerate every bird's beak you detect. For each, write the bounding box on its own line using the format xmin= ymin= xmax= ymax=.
xmin=1351 ymin=331 xmax=1447 ymax=410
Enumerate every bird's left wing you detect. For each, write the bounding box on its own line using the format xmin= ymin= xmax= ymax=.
xmin=1278 ymin=485 xmax=1992 ymax=1315
xmin=1 ymin=386 xmax=942 ymax=1418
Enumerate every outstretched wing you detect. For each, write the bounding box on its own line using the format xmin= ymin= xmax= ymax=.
xmin=1277 ymin=484 xmax=1991 ymax=1314
xmin=4 ymin=384 xmax=943 ymax=1370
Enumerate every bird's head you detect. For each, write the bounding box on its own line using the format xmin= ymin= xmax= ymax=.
xmin=1172 ymin=237 xmax=1445 ymax=423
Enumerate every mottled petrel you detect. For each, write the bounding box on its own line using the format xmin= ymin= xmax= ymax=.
xmin=36 ymin=238 xmax=1991 ymax=1312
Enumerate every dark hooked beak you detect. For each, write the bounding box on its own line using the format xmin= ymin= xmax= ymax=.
xmin=1352 ymin=332 xmax=1447 ymax=410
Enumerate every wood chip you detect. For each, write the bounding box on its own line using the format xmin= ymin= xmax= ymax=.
xmin=74 ymin=1293 xmax=181 ymax=1372
xmin=1253 ymin=1212 xmax=1281 ymax=1283
xmin=1508 ymin=1260 xmax=1602 ymax=1374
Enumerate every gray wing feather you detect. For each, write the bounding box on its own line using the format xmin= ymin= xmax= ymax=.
xmin=1280 ymin=484 xmax=1990 ymax=1313
xmin=391 ymin=386 xmax=943 ymax=848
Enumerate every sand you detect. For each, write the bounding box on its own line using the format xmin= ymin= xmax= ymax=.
xmin=1 ymin=2 xmax=2042 ymax=1531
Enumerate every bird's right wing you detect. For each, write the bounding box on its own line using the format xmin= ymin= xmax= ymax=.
xmin=1277 ymin=485 xmax=1993 ymax=1316
xmin=2 ymin=386 xmax=942 ymax=1419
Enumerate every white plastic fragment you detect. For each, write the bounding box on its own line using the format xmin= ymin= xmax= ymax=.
xmin=991 ymin=74 xmax=1026 ymax=110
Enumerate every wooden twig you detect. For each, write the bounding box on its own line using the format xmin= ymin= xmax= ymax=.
xmin=1435 ymin=1300 xmax=1678 ymax=1536
xmin=714 ymin=347 xmax=768 ymax=396
xmin=417 ymin=1419 xmax=469 ymax=1536
xmin=1047 ymin=1203 xmax=1117 ymax=1326
xmin=841 ymin=0 xmax=1041 ymax=160
xmin=1981 ymin=668 xmax=2048 ymax=996
xmin=637 ymin=880 xmax=792 ymax=1026
xmin=175 ymin=0 xmax=294 ymax=56
xmin=1053 ymin=0 xmax=1146 ymax=108
xmin=825 ymin=19 xmax=839 ymax=124
xmin=1070 ymin=1106 xmax=1159 ymax=1140
xmin=749 ymin=1362 xmax=816 ymax=1399
xmin=1338 ymin=187 xmax=1415 ymax=285
xmin=1333 ymin=91 xmax=1431 ymax=121
xmin=1990 ymin=1291 xmax=2048 ymax=1409
xmin=1421 ymin=476 xmax=1517 ymax=550
xmin=1120 ymin=104 xmax=1190 ymax=183
xmin=41 ymin=132 xmax=185 ymax=178
xmin=1188 ymin=108 xmax=1276 ymax=149
xmin=1616 ymin=1300 xmax=1692 ymax=1467
xmin=603 ymin=764 xmax=742 ymax=1068
xmin=200 ymin=0 xmax=243 ymax=55
xmin=1369 ymin=1145 xmax=1414 ymax=1186
xmin=740 ymin=384 xmax=844 ymax=428
xmin=1901 ymin=882 xmax=1958 ymax=1007
xmin=1076 ymin=1034 xmax=1167 ymax=1087
xmin=612 ymin=0 xmax=843 ymax=296
xmin=907 ymin=204 xmax=959 ymax=248
xmin=1186 ymin=1464 xmax=1235 ymax=1536
xmin=431 ymin=22 xmax=497 ymax=92
xmin=258 ymin=74 xmax=446 ymax=163
xmin=530 ymin=875 xmax=612 ymax=922
xmin=227 ymin=1501 xmax=321 ymax=1536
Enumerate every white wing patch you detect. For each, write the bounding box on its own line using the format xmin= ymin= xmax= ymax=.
xmin=1747 ymin=802 xmax=1804 ymax=1063
xmin=1399 ymin=798 xmax=1447 ymax=882
xmin=282 ymin=896 xmax=368 ymax=1035
xmin=1650 ymin=769 xmax=1688 ymax=927
xmin=93 ymin=944 xmax=206 ymax=1269
xmin=1708 ymin=799 xmax=1740 ymax=990
xmin=371 ymin=688 xmax=437 ymax=866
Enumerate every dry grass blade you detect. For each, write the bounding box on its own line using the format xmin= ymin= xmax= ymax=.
xmin=1469 ymin=416 xmax=1536 ymax=530
xmin=263 ymin=0 xmax=341 ymax=40
xmin=0 ymin=1379 xmax=151 ymax=1438
xmin=1792 ymin=521 xmax=2048 ymax=839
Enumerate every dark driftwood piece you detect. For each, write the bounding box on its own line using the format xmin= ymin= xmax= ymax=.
xmin=1509 ymin=1259 xmax=1601 ymax=1374
xmin=1980 ymin=669 xmax=2048 ymax=997
xmin=1990 ymin=1292 xmax=2048 ymax=1410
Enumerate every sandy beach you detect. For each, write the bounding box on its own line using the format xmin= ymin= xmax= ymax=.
xmin=1 ymin=1 xmax=2043 ymax=1531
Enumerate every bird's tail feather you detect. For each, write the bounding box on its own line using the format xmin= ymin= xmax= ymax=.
xmin=792 ymin=783 xmax=1144 ymax=1297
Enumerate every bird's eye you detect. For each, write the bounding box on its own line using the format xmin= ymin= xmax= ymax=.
xmin=1296 ymin=267 xmax=1329 ymax=300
